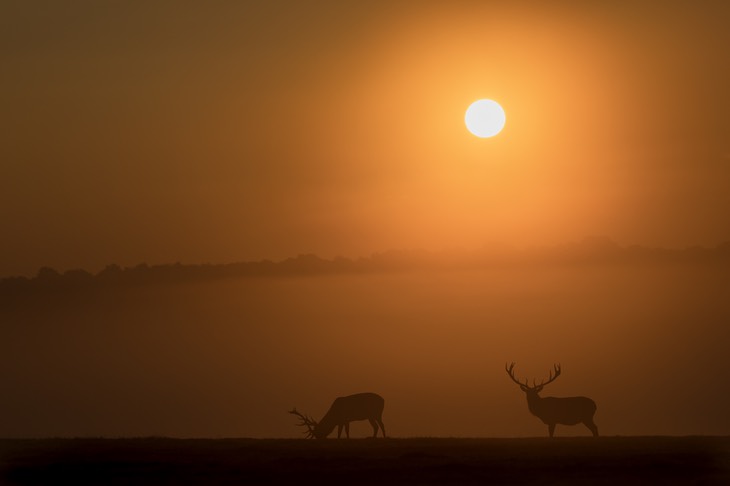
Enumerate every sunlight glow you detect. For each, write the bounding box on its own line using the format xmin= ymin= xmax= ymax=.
xmin=465 ymin=99 xmax=506 ymax=138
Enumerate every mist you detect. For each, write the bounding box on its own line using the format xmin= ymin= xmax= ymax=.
xmin=2 ymin=257 xmax=728 ymax=438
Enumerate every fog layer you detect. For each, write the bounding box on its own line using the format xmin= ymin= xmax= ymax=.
xmin=2 ymin=262 xmax=728 ymax=437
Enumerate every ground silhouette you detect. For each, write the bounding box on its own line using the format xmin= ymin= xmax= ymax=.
xmin=2 ymin=437 xmax=727 ymax=485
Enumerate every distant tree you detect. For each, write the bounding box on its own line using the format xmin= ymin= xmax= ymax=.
xmin=36 ymin=266 xmax=61 ymax=282
xmin=96 ymin=264 xmax=123 ymax=284
xmin=63 ymin=269 xmax=94 ymax=286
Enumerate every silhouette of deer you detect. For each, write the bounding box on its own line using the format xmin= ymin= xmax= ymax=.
xmin=289 ymin=392 xmax=386 ymax=439
xmin=505 ymin=363 xmax=598 ymax=437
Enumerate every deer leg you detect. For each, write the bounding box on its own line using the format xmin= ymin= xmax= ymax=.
xmin=377 ymin=418 xmax=386 ymax=438
xmin=584 ymin=419 xmax=599 ymax=437
xmin=548 ymin=423 xmax=556 ymax=437
xmin=344 ymin=422 xmax=350 ymax=438
xmin=368 ymin=418 xmax=379 ymax=438
xmin=337 ymin=424 xmax=343 ymax=439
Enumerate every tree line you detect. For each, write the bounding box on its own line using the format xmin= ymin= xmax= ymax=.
xmin=2 ymin=237 xmax=730 ymax=298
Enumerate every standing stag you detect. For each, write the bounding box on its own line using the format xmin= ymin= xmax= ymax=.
xmin=505 ymin=363 xmax=598 ymax=437
xmin=289 ymin=392 xmax=386 ymax=439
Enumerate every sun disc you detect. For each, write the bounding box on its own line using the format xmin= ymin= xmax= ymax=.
xmin=465 ymin=99 xmax=506 ymax=138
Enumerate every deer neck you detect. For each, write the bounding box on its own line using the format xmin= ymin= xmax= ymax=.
xmin=525 ymin=391 xmax=543 ymax=415
xmin=314 ymin=413 xmax=337 ymax=438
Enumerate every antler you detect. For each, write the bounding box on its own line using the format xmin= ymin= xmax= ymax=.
xmin=288 ymin=408 xmax=317 ymax=439
xmin=506 ymin=362 xmax=562 ymax=389
xmin=538 ymin=363 xmax=561 ymax=387
xmin=505 ymin=362 xmax=528 ymax=387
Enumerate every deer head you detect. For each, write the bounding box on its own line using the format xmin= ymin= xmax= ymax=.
xmin=505 ymin=362 xmax=561 ymax=397
xmin=288 ymin=408 xmax=319 ymax=439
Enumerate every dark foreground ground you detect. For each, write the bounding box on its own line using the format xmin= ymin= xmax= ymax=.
xmin=1 ymin=437 xmax=728 ymax=485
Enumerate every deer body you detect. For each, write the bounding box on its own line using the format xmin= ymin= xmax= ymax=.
xmin=507 ymin=363 xmax=599 ymax=437
xmin=290 ymin=392 xmax=386 ymax=439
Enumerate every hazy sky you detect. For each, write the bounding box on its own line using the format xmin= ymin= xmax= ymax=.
xmin=2 ymin=2 xmax=730 ymax=440
xmin=3 ymin=1 xmax=730 ymax=276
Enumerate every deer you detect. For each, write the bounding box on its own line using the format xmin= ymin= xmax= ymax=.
xmin=505 ymin=362 xmax=598 ymax=437
xmin=289 ymin=392 xmax=386 ymax=439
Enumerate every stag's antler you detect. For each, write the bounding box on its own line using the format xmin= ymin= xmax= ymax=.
xmin=288 ymin=408 xmax=317 ymax=439
xmin=505 ymin=362 xmax=529 ymax=387
xmin=538 ymin=363 xmax=561 ymax=387
xmin=506 ymin=362 xmax=562 ymax=390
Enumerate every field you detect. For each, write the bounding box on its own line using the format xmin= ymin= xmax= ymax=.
xmin=1 ymin=437 xmax=728 ymax=485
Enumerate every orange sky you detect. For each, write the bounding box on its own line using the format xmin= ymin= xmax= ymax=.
xmin=2 ymin=2 xmax=730 ymax=440
xmin=2 ymin=1 xmax=730 ymax=276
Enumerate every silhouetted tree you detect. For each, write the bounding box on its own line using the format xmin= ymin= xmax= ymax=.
xmin=36 ymin=266 xmax=61 ymax=282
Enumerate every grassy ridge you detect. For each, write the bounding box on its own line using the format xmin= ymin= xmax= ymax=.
xmin=2 ymin=437 xmax=728 ymax=485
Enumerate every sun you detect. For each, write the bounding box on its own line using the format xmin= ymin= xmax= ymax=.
xmin=465 ymin=99 xmax=506 ymax=138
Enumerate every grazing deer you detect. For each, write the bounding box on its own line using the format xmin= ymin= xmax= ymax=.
xmin=289 ymin=392 xmax=386 ymax=439
xmin=505 ymin=363 xmax=598 ymax=437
